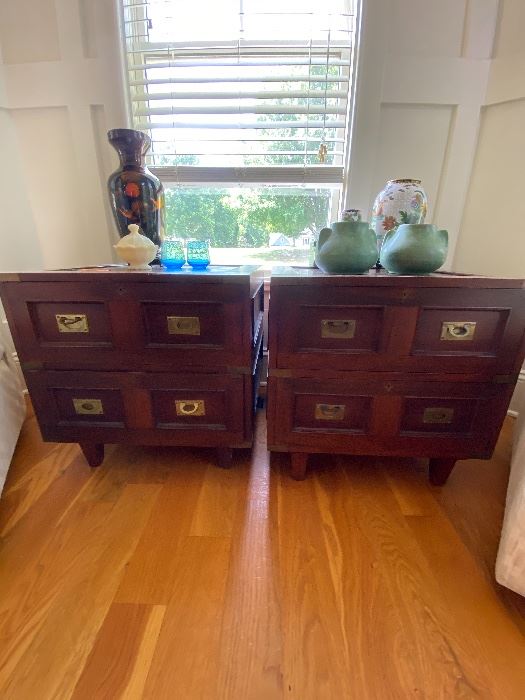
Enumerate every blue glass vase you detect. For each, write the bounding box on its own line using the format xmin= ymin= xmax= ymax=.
xmin=186 ymin=240 xmax=210 ymax=269
xmin=161 ymin=237 xmax=186 ymax=269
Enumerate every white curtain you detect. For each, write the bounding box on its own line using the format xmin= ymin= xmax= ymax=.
xmin=0 ymin=311 xmax=26 ymax=495
xmin=496 ymin=392 xmax=525 ymax=596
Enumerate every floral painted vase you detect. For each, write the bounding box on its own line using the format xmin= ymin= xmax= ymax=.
xmin=371 ymin=179 xmax=428 ymax=253
xmin=107 ymin=128 xmax=165 ymax=264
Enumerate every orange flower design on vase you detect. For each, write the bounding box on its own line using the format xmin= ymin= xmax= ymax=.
xmin=124 ymin=182 xmax=141 ymax=198
xmin=382 ymin=215 xmax=397 ymax=231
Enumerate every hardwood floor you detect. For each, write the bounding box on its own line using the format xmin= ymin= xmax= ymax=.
xmin=0 ymin=408 xmax=524 ymax=699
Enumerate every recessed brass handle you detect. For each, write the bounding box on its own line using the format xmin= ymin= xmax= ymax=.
xmin=321 ymin=319 xmax=356 ymax=339
xmin=167 ymin=316 xmax=201 ymax=336
xmin=423 ymin=407 xmax=454 ymax=424
xmin=56 ymin=314 xmax=89 ymax=333
xmin=315 ymin=403 xmax=345 ymax=421
xmin=440 ymin=321 xmax=476 ymax=341
xmin=175 ymin=399 xmax=205 ymax=416
xmin=73 ymin=398 xmax=103 ymax=415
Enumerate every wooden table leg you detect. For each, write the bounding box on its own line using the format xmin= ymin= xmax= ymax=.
xmin=429 ymin=458 xmax=456 ymax=486
xmin=216 ymin=447 xmax=233 ymax=469
xmin=290 ymin=452 xmax=308 ymax=480
xmin=79 ymin=443 xmax=104 ymax=468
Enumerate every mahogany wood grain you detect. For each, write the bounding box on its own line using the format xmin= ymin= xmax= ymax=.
xmin=216 ymin=447 xmax=234 ymax=468
xmin=267 ymin=270 xmax=525 ymax=482
xmin=79 ymin=443 xmax=104 ymax=467
xmin=429 ymin=458 xmax=457 ymax=485
xmin=290 ymin=452 xmax=308 ymax=480
xmin=0 ymin=268 xmax=262 ymax=469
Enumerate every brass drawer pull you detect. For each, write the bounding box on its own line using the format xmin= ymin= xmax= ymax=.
xmin=73 ymin=398 xmax=103 ymax=415
xmin=175 ymin=399 xmax=205 ymax=416
xmin=167 ymin=316 xmax=201 ymax=336
xmin=56 ymin=314 xmax=89 ymax=333
xmin=315 ymin=403 xmax=345 ymax=421
xmin=321 ymin=319 xmax=356 ymax=339
xmin=423 ymin=407 xmax=454 ymax=424
xmin=440 ymin=321 xmax=476 ymax=341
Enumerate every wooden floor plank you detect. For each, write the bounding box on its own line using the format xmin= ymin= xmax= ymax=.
xmin=314 ymin=460 xmax=424 ymax=698
xmin=189 ymin=461 xmax=243 ymax=538
xmin=114 ymin=452 xmax=207 ymax=605
xmin=142 ymin=536 xmax=232 ymax=700
xmin=382 ymin=460 xmax=525 ymax=696
xmin=71 ymin=603 xmax=165 ymax=700
xmin=0 ymin=484 xmax=160 ymax=700
xmin=215 ymin=423 xmax=284 ymax=699
xmin=0 ymin=443 xmax=79 ymax=536
xmin=339 ymin=458 xmax=516 ymax=698
xmin=0 ymin=413 xmax=523 ymax=699
xmin=275 ymin=454 xmax=354 ymax=699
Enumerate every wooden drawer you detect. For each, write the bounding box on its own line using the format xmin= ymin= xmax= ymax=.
xmin=27 ymin=370 xmax=247 ymax=447
xmin=267 ymin=376 xmax=512 ymax=458
xmin=3 ymin=280 xmax=255 ymax=371
xmin=270 ymin=285 xmax=525 ymax=378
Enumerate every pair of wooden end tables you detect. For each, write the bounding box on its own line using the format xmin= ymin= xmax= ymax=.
xmin=1 ymin=265 xmax=524 ymax=484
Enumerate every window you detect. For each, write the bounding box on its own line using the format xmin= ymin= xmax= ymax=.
xmin=120 ymin=0 xmax=359 ymax=267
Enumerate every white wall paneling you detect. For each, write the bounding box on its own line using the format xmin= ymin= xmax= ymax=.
xmin=0 ymin=0 xmax=127 ymax=272
xmin=454 ymin=0 xmax=525 ymax=276
xmin=345 ymin=0 xmax=497 ymax=268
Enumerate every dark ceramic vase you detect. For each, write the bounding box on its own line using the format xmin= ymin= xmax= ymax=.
xmin=107 ymin=128 xmax=165 ymax=263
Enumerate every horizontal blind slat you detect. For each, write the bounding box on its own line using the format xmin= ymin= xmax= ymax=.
xmin=150 ymin=165 xmax=344 ymax=184
xmin=134 ymin=119 xmax=346 ymax=130
xmin=135 ymin=106 xmax=347 ymax=116
xmin=128 ymin=58 xmax=350 ymax=70
xmin=129 ymin=75 xmax=351 ymax=85
xmin=131 ymin=90 xmax=347 ymax=101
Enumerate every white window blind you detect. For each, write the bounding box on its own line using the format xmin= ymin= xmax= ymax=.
xmin=121 ymin=0 xmax=358 ymax=184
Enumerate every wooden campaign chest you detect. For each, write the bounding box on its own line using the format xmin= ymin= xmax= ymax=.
xmin=0 ymin=266 xmax=264 ymax=467
xmin=267 ymin=269 xmax=525 ymax=482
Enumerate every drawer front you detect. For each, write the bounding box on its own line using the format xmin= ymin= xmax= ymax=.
xmin=142 ymin=301 xmax=227 ymax=347
xmin=2 ymin=281 xmax=251 ymax=371
xmin=30 ymin=301 xmax=112 ymax=345
xmin=27 ymin=370 xmax=246 ymax=446
xmin=268 ymin=376 xmax=511 ymax=457
xmin=270 ymin=285 xmax=525 ymax=377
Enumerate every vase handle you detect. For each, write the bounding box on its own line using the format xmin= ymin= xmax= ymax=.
xmin=438 ymin=229 xmax=448 ymax=247
xmin=381 ymin=228 xmax=396 ymax=250
xmin=318 ymin=227 xmax=332 ymax=250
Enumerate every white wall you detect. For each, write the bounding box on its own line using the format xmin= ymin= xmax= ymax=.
xmin=0 ymin=0 xmax=127 ymax=272
xmin=454 ymin=0 xmax=525 ymax=277
xmin=0 ymin=0 xmax=503 ymax=275
xmin=451 ymin=0 xmax=525 ymax=412
xmin=346 ymin=0 xmax=499 ymax=269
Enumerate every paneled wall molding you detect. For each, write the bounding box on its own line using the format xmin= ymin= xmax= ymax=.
xmin=485 ymin=55 xmax=525 ymax=105
xmin=345 ymin=0 xmax=499 ymax=269
xmin=0 ymin=0 xmax=513 ymax=276
xmin=381 ymin=56 xmax=491 ymax=106
xmin=4 ymin=61 xmax=120 ymax=109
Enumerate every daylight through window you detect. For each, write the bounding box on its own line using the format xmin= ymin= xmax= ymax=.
xmin=120 ymin=0 xmax=359 ymax=266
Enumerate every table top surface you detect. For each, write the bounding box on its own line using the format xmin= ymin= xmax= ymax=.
xmin=0 ymin=265 xmax=264 ymax=285
xmin=269 ymin=267 xmax=525 ymax=288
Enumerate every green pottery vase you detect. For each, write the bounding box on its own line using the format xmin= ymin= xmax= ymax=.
xmin=379 ymin=223 xmax=448 ymax=274
xmin=315 ymin=222 xmax=377 ymax=274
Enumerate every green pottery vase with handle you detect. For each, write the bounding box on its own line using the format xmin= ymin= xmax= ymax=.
xmin=315 ymin=221 xmax=378 ymax=274
xmin=379 ymin=223 xmax=448 ymax=274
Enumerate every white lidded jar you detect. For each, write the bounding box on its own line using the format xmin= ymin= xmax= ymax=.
xmin=114 ymin=224 xmax=158 ymax=269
